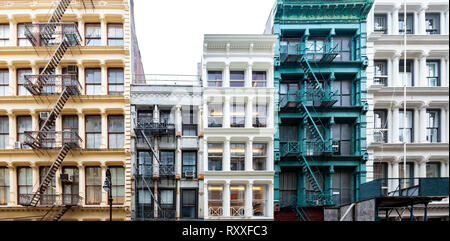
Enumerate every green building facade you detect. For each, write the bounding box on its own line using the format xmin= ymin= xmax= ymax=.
xmin=265 ymin=0 xmax=373 ymax=220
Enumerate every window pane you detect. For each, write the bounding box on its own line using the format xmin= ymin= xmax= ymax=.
xmin=108 ymin=116 xmax=124 ymax=132
xmin=208 ymin=143 xmax=223 ymax=171
xmin=160 ymin=190 xmax=174 ymax=205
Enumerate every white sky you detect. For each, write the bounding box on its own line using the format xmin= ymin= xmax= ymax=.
xmin=133 ymin=0 xmax=275 ymax=75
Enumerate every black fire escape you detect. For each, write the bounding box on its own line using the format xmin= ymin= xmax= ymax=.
xmin=134 ymin=114 xmax=177 ymax=220
xmin=18 ymin=0 xmax=94 ymax=221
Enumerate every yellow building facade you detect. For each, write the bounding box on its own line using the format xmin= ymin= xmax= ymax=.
xmin=0 ymin=0 xmax=140 ymax=221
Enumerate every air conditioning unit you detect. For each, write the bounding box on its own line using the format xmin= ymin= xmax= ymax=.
xmin=14 ymin=142 xmax=22 ymax=149
xmin=66 ymin=65 xmax=78 ymax=75
xmin=184 ymin=170 xmax=195 ymax=178
xmin=40 ymin=112 xmax=50 ymax=120
xmin=60 ymin=173 xmax=69 ymax=182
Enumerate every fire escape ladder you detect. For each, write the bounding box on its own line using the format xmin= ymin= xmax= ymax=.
xmin=299 ymin=155 xmax=325 ymax=204
xmin=138 ymin=129 xmax=161 ymax=165
xmin=28 ymin=144 xmax=72 ymax=207
xmin=50 ymin=205 xmax=72 ymax=221
xmin=140 ymin=173 xmax=164 ymax=219
xmin=48 ymin=0 xmax=72 ymax=24
xmin=299 ymin=56 xmax=325 ymax=97
xmin=40 ymin=39 xmax=69 ymax=79
xmin=294 ymin=206 xmax=311 ymax=221
xmin=32 ymin=88 xmax=71 ymax=148
xmin=298 ymin=103 xmax=325 ymax=143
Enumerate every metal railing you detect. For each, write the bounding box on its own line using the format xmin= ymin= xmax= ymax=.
xmin=208 ymin=206 xmax=223 ymax=217
xmin=24 ymin=22 xmax=82 ymax=47
xmin=19 ymin=194 xmax=83 ymax=207
xmin=373 ymin=76 xmax=388 ymax=86
xmin=280 ymin=140 xmax=336 ymax=157
xmin=158 ymin=207 xmax=176 ymax=220
xmin=373 ymin=129 xmax=388 ymax=143
xmin=305 ymin=192 xmax=334 ymax=206
xmin=135 ymin=118 xmax=176 ymax=134
xmin=23 ymin=131 xmax=82 ymax=149
xmin=24 ymin=74 xmax=81 ymax=96
xmin=159 ymin=165 xmax=175 ymax=176
xmin=230 ymin=206 xmax=245 ymax=217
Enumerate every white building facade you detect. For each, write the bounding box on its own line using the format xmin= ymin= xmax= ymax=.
xmin=201 ymin=35 xmax=277 ymax=220
xmin=366 ymin=0 xmax=449 ymax=220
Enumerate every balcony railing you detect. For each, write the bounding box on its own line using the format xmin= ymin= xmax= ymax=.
xmin=159 ymin=165 xmax=175 ymax=176
xmin=230 ymin=206 xmax=245 ymax=217
xmin=359 ymin=178 xmax=450 ymax=201
xmin=24 ymin=22 xmax=82 ymax=47
xmin=23 ymin=131 xmax=82 ymax=149
xmin=280 ymin=140 xmax=335 ymax=157
xmin=158 ymin=207 xmax=176 ymax=220
xmin=373 ymin=129 xmax=388 ymax=143
xmin=24 ymin=74 xmax=81 ymax=96
xmin=373 ymin=76 xmax=388 ymax=86
xmin=19 ymin=194 xmax=83 ymax=207
xmin=208 ymin=206 xmax=223 ymax=217
xmin=305 ymin=191 xmax=334 ymax=207
xmin=280 ymin=41 xmax=340 ymax=63
xmin=279 ymin=191 xmax=297 ymax=208
xmin=135 ymin=118 xmax=176 ymax=136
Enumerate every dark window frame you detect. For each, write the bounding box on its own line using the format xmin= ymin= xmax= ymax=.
xmin=399 ymin=13 xmax=414 ymax=34
xmin=107 ymin=68 xmax=124 ymax=95
xmin=207 ymin=70 xmax=223 ymax=87
xmin=399 ymin=109 xmax=414 ymax=143
xmin=208 ymin=143 xmax=223 ymax=171
xmin=426 ymin=109 xmax=440 ymax=143
xmin=426 ymin=60 xmax=440 ymax=86
xmin=374 ymin=60 xmax=388 ymax=86
xmin=374 ymin=14 xmax=388 ymax=34
xmin=425 ymin=13 xmax=440 ymax=35
xmin=107 ymin=23 xmax=124 ymax=46
xmin=181 ymin=188 xmax=198 ymax=219
xmin=229 ymin=70 xmax=245 ymax=87
xmin=85 ymin=23 xmax=101 ymax=46
xmin=182 ymin=151 xmax=197 ymax=178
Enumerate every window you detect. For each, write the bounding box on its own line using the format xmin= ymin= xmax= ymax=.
xmin=252 ymin=71 xmax=267 ymax=87
xmin=374 ymin=110 xmax=388 ymax=143
xmin=374 ymin=14 xmax=388 ymax=33
xmin=333 ymin=79 xmax=352 ymax=106
xmin=0 ymin=69 xmax=8 ymax=96
xmin=425 ymin=13 xmax=440 ymax=35
xmin=230 ymin=143 xmax=245 ymax=171
xmin=399 ymin=110 xmax=413 ymax=143
xmin=160 ymin=189 xmax=174 ymax=207
xmin=208 ymin=103 xmax=223 ymax=128
xmin=331 ymin=168 xmax=353 ymax=206
xmin=426 ymin=60 xmax=440 ymax=86
xmin=62 ymin=167 xmax=79 ymax=205
xmin=85 ymin=115 xmax=101 ymax=149
xmin=17 ymin=116 xmax=31 ymax=148
xmin=182 ymin=107 xmax=197 ymax=136
xmin=208 ymin=143 xmax=223 ymax=171
xmin=108 ymin=115 xmax=124 ymax=149
xmin=137 ymin=110 xmax=153 ymax=125
xmin=85 ymin=167 xmax=102 ymax=205
xmin=399 ymin=60 xmax=414 ymax=86
xmin=138 ymin=189 xmax=152 ymax=205
xmin=138 ymin=151 xmax=152 ymax=177
xmin=398 ymin=162 xmax=414 ymax=187
xmin=110 ymin=167 xmax=125 ymax=205
xmin=426 ymin=162 xmax=440 ymax=178
xmin=373 ymin=162 xmax=388 ymax=180
xmin=17 ymin=23 xmax=31 ymax=46
xmin=374 ymin=60 xmax=388 ymax=86
xmin=253 ymin=143 xmax=267 ymax=171
xmin=280 ymin=125 xmax=298 ymax=156
xmin=306 ymin=37 xmax=325 ymax=61
xmin=207 ymin=71 xmax=222 ymax=87
xmin=231 ymin=102 xmax=245 ymax=128
xmin=332 ymin=123 xmax=352 ymax=156
xmin=85 ymin=23 xmax=101 ymax=46
xmin=181 ymin=189 xmax=197 ymax=219
xmin=230 ymin=71 xmax=245 ymax=87
xmin=253 ymin=185 xmax=266 ymax=216
xmin=0 ymin=24 xmax=9 ymax=46
xmin=40 ymin=166 xmax=56 ymax=205
xmin=0 ymin=116 xmax=8 ymax=149
xmin=17 ymin=69 xmax=32 ymax=96
xmin=160 ymin=151 xmax=175 ymax=176
xmin=253 ymin=103 xmax=267 ymax=128
xmin=85 ymin=68 xmax=102 ymax=95
xmin=108 ymin=68 xmax=124 ymax=95
xmin=279 ymin=171 xmax=297 ymax=207
xmin=17 ymin=167 xmax=32 ymax=205
xmin=426 ymin=110 xmax=440 ymax=143
xmin=107 ymin=23 xmax=123 ymax=46
xmin=230 ymin=185 xmax=245 ymax=216
xmin=280 ymin=82 xmax=299 ymax=108
xmin=399 ymin=13 xmax=414 ymax=34
xmin=334 ymin=36 xmax=352 ymax=61
xmin=62 ymin=115 xmax=78 ymax=145
xmin=182 ymin=151 xmax=197 ymax=178
xmin=208 ymin=185 xmax=223 ymax=216
xmin=0 ymin=167 xmax=9 ymax=205
xmin=160 ymin=110 xmax=174 ymax=124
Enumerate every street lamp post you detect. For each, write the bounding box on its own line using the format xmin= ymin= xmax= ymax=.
xmin=103 ymin=168 xmax=113 ymax=221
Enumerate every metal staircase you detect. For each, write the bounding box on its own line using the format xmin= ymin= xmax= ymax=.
xmin=18 ymin=0 xmax=88 ymax=221
xmin=134 ymin=117 xmax=176 ymax=220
